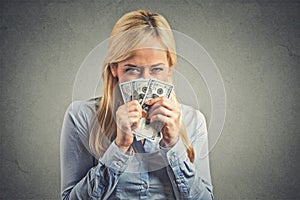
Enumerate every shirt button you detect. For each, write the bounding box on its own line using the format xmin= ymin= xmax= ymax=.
xmin=143 ymin=182 xmax=148 ymax=189
xmin=116 ymin=160 xmax=123 ymax=167
xmin=170 ymin=154 xmax=176 ymax=160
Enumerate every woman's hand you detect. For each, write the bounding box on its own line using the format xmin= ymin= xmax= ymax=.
xmin=115 ymin=100 xmax=142 ymax=152
xmin=146 ymin=96 xmax=181 ymax=147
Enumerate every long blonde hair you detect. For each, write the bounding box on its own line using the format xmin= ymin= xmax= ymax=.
xmin=89 ymin=10 xmax=194 ymax=162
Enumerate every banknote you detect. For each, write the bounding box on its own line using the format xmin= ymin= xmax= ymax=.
xmin=132 ymin=79 xmax=150 ymax=105
xmin=119 ymin=81 xmax=133 ymax=103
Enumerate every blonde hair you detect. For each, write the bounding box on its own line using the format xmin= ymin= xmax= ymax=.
xmin=89 ymin=10 xmax=194 ymax=162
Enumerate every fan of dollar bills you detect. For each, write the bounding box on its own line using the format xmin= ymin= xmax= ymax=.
xmin=119 ymin=78 xmax=174 ymax=140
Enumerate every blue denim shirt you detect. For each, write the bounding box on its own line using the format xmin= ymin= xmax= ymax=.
xmin=60 ymin=98 xmax=214 ymax=199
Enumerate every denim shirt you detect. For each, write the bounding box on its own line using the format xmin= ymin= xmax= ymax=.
xmin=60 ymin=98 xmax=214 ymax=199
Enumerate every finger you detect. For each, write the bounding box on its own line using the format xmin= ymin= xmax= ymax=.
xmin=127 ymin=101 xmax=142 ymax=112
xmin=128 ymin=100 xmax=140 ymax=106
xmin=147 ymin=96 xmax=174 ymax=111
xmin=118 ymin=118 xmax=140 ymax=134
xmin=130 ymin=116 xmax=141 ymax=125
xmin=128 ymin=100 xmax=141 ymax=107
xmin=148 ymin=106 xmax=172 ymax=119
xmin=150 ymin=113 xmax=169 ymax=125
xmin=148 ymin=101 xmax=176 ymax=117
xmin=127 ymin=111 xmax=142 ymax=119
xmin=117 ymin=110 xmax=141 ymax=132
xmin=145 ymin=96 xmax=163 ymax=105
xmin=150 ymin=120 xmax=164 ymax=132
xmin=120 ymin=105 xmax=142 ymax=116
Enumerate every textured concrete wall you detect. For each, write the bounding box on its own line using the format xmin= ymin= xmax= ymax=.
xmin=1 ymin=0 xmax=299 ymax=199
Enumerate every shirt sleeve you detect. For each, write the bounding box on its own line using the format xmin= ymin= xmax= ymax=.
xmin=160 ymin=108 xmax=214 ymax=200
xmin=60 ymin=101 xmax=132 ymax=200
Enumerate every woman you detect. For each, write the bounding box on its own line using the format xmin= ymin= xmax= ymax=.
xmin=61 ymin=10 xmax=214 ymax=199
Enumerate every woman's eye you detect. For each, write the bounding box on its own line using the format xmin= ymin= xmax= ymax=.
xmin=151 ymin=67 xmax=164 ymax=73
xmin=125 ymin=67 xmax=141 ymax=74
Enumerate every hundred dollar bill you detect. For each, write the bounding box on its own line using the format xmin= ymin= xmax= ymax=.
xmin=119 ymin=81 xmax=133 ymax=103
xmin=132 ymin=79 xmax=150 ymax=105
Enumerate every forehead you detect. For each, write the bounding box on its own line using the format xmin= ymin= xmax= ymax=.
xmin=121 ymin=38 xmax=168 ymax=65
xmin=126 ymin=48 xmax=167 ymax=65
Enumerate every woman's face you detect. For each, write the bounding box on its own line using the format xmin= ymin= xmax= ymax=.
xmin=111 ymin=41 xmax=171 ymax=83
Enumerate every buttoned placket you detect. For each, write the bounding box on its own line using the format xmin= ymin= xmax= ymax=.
xmin=132 ymin=137 xmax=150 ymax=199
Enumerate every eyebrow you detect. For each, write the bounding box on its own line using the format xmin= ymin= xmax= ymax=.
xmin=124 ymin=63 xmax=165 ymax=68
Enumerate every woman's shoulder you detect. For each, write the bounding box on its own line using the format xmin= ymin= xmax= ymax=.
xmin=62 ymin=98 xmax=101 ymax=158
xmin=66 ymin=97 xmax=101 ymax=117
xmin=64 ymin=97 xmax=101 ymax=136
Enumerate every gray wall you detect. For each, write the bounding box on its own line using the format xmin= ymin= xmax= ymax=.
xmin=1 ymin=0 xmax=299 ymax=199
